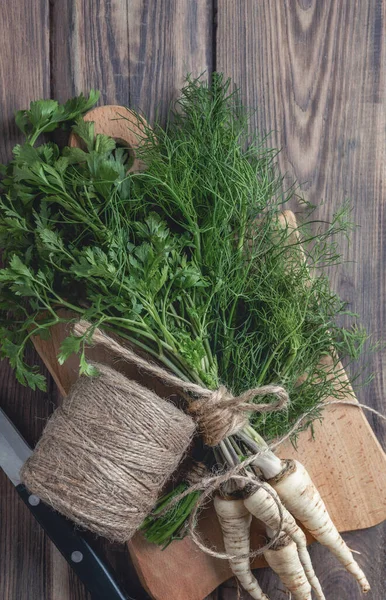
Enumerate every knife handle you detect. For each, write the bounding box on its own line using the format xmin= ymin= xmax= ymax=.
xmin=16 ymin=484 xmax=129 ymax=600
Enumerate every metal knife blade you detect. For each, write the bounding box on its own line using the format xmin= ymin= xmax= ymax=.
xmin=0 ymin=408 xmax=31 ymax=485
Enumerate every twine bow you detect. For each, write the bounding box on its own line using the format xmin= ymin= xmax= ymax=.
xmin=188 ymin=384 xmax=289 ymax=446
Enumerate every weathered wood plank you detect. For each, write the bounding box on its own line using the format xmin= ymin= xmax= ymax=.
xmin=127 ymin=0 xmax=213 ymax=121
xmin=51 ymin=0 xmax=131 ymax=105
xmin=51 ymin=0 xmax=213 ymax=121
xmin=0 ymin=3 xmax=77 ymax=600
xmin=216 ymin=1 xmax=386 ymax=599
xmin=0 ymin=1 xmax=50 ymax=161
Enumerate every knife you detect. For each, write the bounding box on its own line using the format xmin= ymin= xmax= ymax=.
xmin=0 ymin=407 xmax=130 ymax=600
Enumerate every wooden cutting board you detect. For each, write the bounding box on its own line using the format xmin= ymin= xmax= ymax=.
xmin=32 ymin=315 xmax=386 ymax=600
xmin=31 ymin=105 xmax=386 ymax=600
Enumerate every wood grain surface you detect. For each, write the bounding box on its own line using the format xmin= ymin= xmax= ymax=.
xmin=51 ymin=0 xmax=213 ymax=120
xmin=0 ymin=1 xmax=385 ymax=599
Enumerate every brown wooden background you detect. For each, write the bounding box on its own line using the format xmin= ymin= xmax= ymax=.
xmin=0 ymin=1 xmax=385 ymax=599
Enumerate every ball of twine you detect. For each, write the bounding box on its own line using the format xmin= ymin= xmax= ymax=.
xmin=21 ymin=362 xmax=195 ymax=543
xmin=21 ymin=321 xmax=290 ymax=544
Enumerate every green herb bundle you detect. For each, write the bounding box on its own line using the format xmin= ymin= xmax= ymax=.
xmin=0 ymin=75 xmax=368 ymax=544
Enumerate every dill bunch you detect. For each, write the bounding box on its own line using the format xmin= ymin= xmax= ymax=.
xmin=0 ymin=75 xmax=369 ymax=543
xmin=131 ymin=76 xmax=367 ymax=439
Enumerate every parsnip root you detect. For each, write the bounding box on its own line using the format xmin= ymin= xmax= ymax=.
xmin=244 ymin=484 xmax=325 ymax=600
xmin=214 ymin=495 xmax=269 ymax=600
xmin=264 ymin=534 xmax=312 ymax=600
xmin=270 ymin=459 xmax=370 ymax=594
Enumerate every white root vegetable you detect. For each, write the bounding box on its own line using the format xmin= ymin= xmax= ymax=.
xmin=214 ymin=495 xmax=269 ymax=600
xmin=270 ymin=459 xmax=370 ymax=594
xmin=244 ymin=484 xmax=325 ymax=600
xmin=264 ymin=533 xmax=312 ymax=600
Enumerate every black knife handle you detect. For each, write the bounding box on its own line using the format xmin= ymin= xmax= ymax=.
xmin=16 ymin=484 xmax=129 ymax=600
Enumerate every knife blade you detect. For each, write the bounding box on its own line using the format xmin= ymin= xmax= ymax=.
xmin=0 ymin=407 xmax=130 ymax=600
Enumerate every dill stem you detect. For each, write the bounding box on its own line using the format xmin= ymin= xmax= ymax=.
xmin=237 ymin=427 xmax=282 ymax=479
xmin=106 ymin=326 xmax=202 ymax=384
xmin=184 ymin=294 xmax=215 ymax=373
xmin=256 ymin=319 xmax=304 ymax=386
xmin=169 ymin=304 xmax=197 ymax=332
xmin=219 ymin=440 xmax=236 ymax=467
xmin=221 ymin=201 xmax=250 ymax=373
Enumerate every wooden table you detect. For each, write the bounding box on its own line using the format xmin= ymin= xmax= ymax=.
xmin=0 ymin=2 xmax=385 ymax=599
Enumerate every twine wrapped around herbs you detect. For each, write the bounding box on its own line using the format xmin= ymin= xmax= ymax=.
xmin=20 ymin=322 xmax=291 ymax=543
xmin=73 ymin=321 xmax=290 ymax=447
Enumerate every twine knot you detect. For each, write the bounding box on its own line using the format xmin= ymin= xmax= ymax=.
xmin=189 ymin=384 xmax=290 ymax=446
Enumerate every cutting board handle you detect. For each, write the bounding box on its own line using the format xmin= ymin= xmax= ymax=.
xmin=68 ymin=104 xmax=150 ymax=172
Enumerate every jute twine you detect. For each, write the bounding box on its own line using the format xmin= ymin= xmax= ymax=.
xmin=21 ymin=362 xmax=196 ymax=543
xmin=73 ymin=321 xmax=290 ymax=447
